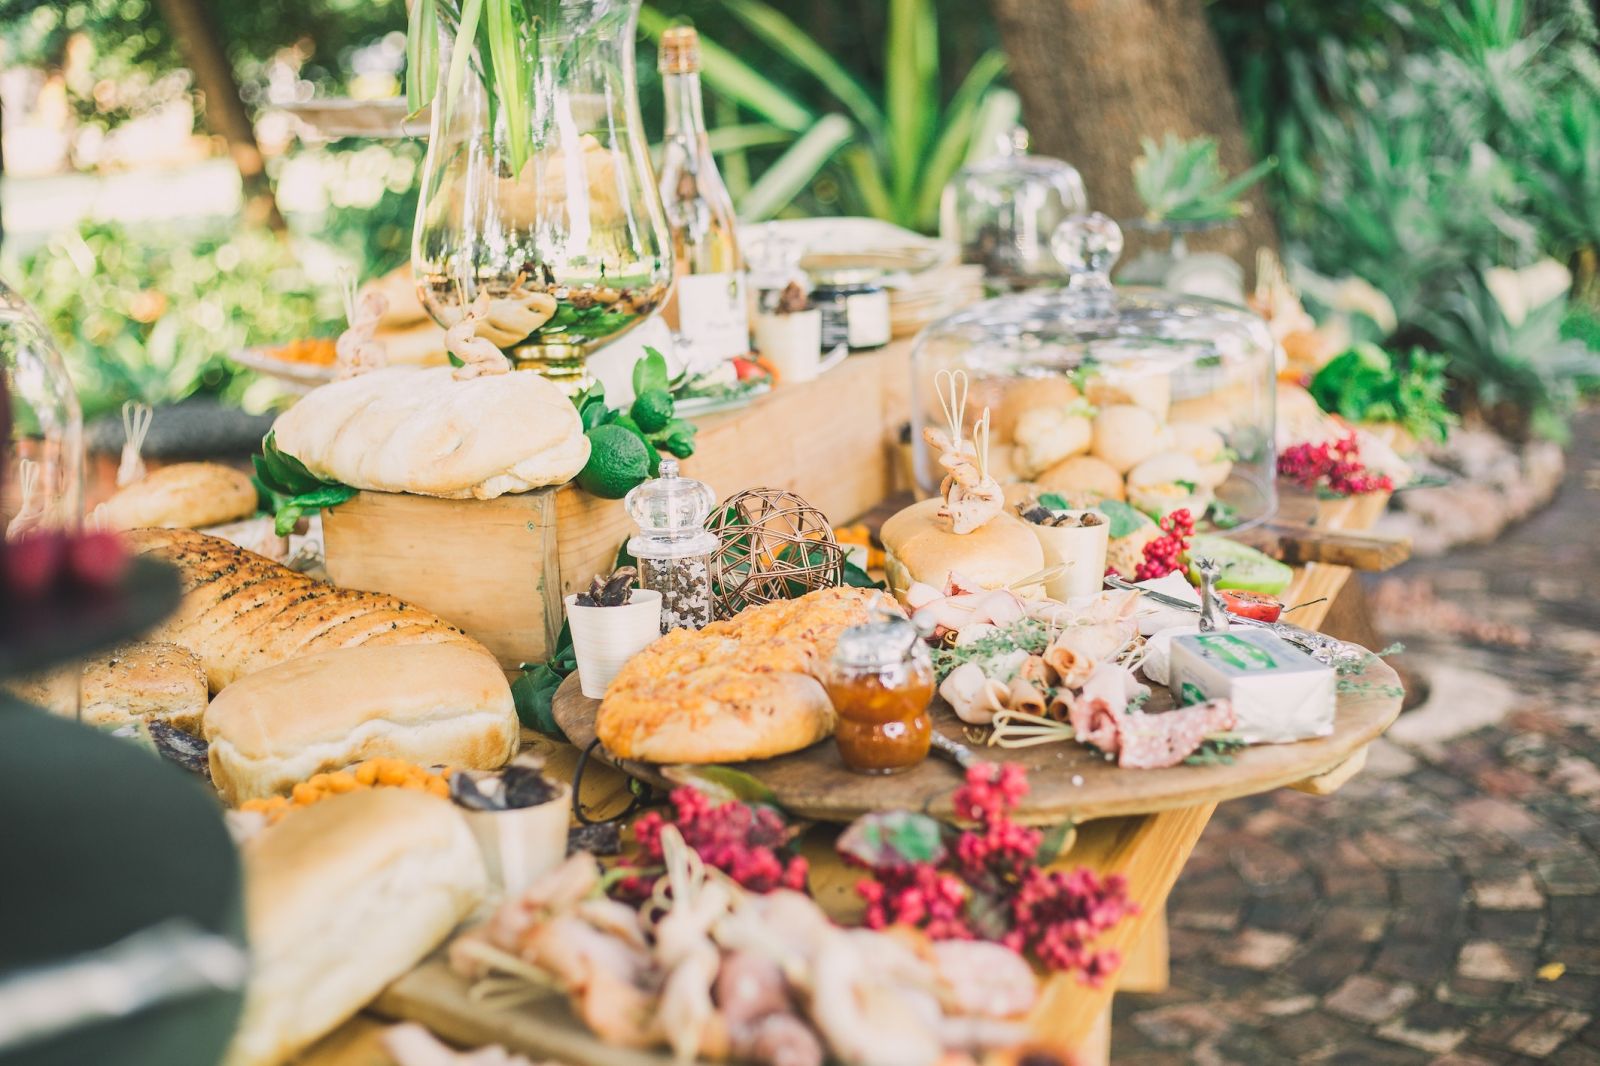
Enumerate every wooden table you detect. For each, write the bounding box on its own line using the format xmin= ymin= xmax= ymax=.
xmin=301 ymin=353 xmax=1405 ymax=1065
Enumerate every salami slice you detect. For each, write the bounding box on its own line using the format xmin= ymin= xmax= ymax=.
xmin=1117 ymin=699 xmax=1238 ymax=769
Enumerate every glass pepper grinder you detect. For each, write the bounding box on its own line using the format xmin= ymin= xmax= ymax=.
xmin=824 ymin=607 xmax=935 ymax=775
xmin=624 ymin=459 xmax=719 ymax=633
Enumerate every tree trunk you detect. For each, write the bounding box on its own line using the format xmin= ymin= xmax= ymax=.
xmin=989 ymin=0 xmax=1278 ymax=275
xmin=154 ymin=0 xmax=287 ymax=232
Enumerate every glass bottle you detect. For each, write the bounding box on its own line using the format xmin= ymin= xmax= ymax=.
xmin=2 ymin=278 xmax=84 ymax=717
xmin=824 ymin=612 xmax=934 ymax=775
xmin=412 ymin=0 xmax=673 ymax=388
xmin=939 ymin=127 xmax=1088 ymax=293
xmin=655 ymin=25 xmax=750 ymax=373
xmin=624 ymin=459 xmax=719 ymax=632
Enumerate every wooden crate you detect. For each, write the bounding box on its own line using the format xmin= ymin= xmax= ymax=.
xmin=323 ymin=342 xmax=915 ymax=669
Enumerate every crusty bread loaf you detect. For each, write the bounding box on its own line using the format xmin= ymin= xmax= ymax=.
xmin=879 ymin=497 xmax=1044 ymax=601
xmin=129 ymin=528 xmax=488 ymax=692
xmin=81 ymin=641 xmax=209 ymax=733
xmin=205 ymin=644 xmax=519 ymax=804
xmin=100 ymin=462 xmax=258 ymax=530
xmin=226 ymin=789 xmax=486 ymax=1066
xmin=271 ymin=366 xmax=588 ymax=500
xmin=596 ymin=587 xmax=886 ymax=764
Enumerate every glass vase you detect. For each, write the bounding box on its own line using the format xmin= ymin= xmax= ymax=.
xmin=412 ymin=0 xmax=672 ymax=387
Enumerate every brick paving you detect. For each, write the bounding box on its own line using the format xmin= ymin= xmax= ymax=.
xmin=1111 ymin=410 xmax=1600 ymax=1064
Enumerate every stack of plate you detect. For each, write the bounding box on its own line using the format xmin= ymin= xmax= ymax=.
xmin=886 ymin=262 xmax=986 ymax=338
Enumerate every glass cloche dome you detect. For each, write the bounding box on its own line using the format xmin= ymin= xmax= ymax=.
xmin=2 ymin=279 xmax=82 ymax=539
xmin=911 ymin=214 xmax=1277 ymax=535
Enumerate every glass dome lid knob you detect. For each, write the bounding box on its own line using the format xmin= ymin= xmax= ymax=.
xmin=1051 ymin=212 xmax=1124 ymax=291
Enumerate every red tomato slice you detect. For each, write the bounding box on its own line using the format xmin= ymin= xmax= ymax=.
xmin=1219 ymin=589 xmax=1284 ymax=623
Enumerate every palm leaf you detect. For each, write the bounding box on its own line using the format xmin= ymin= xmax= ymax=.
xmin=737 ymin=115 xmax=854 ymax=221
xmin=713 ymin=0 xmax=886 ymax=146
xmin=705 ymin=123 xmax=797 ymax=155
xmin=842 ymin=144 xmax=896 ymax=222
xmin=405 ymin=0 xmax=439 ymax=116
xmin=443 ymin=0 xmax=486 ymax=124
xmin=912 ymin=50 xmax=1010 ymax=230
xmin=886 ymin=0 xmax=939 ymax=217
xmin=639 ymin=7 xmax=813 ymax=133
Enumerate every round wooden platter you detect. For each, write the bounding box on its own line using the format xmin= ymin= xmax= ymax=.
xmin=552 ymin=656 xmax=1405 ymax=826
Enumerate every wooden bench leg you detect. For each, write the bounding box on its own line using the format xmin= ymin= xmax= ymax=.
xmin=1116 ymin=912 xmax=1170 ymax=994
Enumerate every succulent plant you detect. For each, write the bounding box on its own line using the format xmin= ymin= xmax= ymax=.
xmin=574 ymin=566 xmax=639 ymax=608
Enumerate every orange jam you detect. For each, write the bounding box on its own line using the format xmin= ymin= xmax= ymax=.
xmin=825 ymin=661 xmax=935 ymax=775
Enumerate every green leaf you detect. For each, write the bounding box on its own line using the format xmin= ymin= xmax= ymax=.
xmin=510 ymin=663 xmax=567 ymax=737
xmin=1037 ymin=492 xmax=1071 ymax=512
xmin=661 ymin=765 xmax=780 ymax=807
xmin=639 ymin=7 xmax=813 ymax=133
xmin=443 ymin=0 xmax=486 ymax=126
xmin=962 ymin=87 xmax=1022 ymax=168
xmin=1094 ymin=499 xmax=1153 ymax=540
xmin=913 ymin=49 xmax=1010 ymax=230
xmin=405 ymin=0 xmax=439 ymax=116
xmin=737 ymin=114 xmax=855 ymax=221
xmin=841 ymin=144 xmax=896 ymax=222
xmin=841 ymin=558 xmax=883 ymax=589
xmin=885 ymin=0 xmax=938 ymax=218
xmin=713 ymin=0 xmax=886 ymax=146
xmin=1035 ymin=821 xmax=1077 ymax=866
xmin=293 ymin=484 xmax=359 ymax=510
xmin=273 ymin=504 xmax=303 ymax=538
xmin=484 ymin=0 xmax=531 ymax=174
xmin=837 ymin=810 xmax=947 ymax=871
xmin=633 ymin=347 xmax=671 ymax=395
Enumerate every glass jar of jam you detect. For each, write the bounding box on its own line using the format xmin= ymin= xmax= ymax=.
xmin=824 ymin=614 xmax=934 ymax=774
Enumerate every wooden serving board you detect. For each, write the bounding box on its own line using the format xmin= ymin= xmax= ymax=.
xmin=552 ymin=657 xmax=1404 ymax=826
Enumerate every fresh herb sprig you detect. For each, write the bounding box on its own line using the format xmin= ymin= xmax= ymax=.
xmin=930 ymin=618 xmax=1052 ymax=684
xmin=1133 ymin=133 xmax=1276 ymax=225
xmin=571 ymin=347 xmax=699 ymax=495
xmin=252 ymin=431 xmax=358 ymax=536
xmin=1309 ymin=343 xmax=1455 ymax=444
xmin=1183 ymin=732 xmax=1248 ymax=766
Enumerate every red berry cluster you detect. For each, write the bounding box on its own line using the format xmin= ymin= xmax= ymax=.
xmin=1133 ymin=508 xmax=1195 ymax=582
xmin=5 ymin=530 xmax=129 ymax=600
xmin=1278 ymin=434 xmax=1394 ymax=496
xmin=1003 ymin=866 xmax=1134 ymax=983
xmin=617 ymin=787 xmax=808 ymax=900
xmin=858 ymin=864 xmax=973 ymax=940
xmin=854 ymin=762 xmax=1136 ymax=982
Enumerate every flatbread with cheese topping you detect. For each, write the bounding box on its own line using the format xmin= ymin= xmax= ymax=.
xmin=596 ymin=587 xmax=889 ymax=763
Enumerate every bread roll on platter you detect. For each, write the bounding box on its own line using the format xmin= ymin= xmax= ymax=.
xmin=271 ymin=366 xmax=588 ymax=500
xmin=225 ymin=789 xmax=486 ymax=1066
xmin=82 ymin=641 xmax=209 ymax=733
xmin=100 ymin=462 xmax=258 ymax=531
xmin=880 ymin=497 xmax=1044 ymax=600
xmin=130 ymin=528 xmax=488 ymax=691
xmin=205 ymin=644 xmax=518 ymax=805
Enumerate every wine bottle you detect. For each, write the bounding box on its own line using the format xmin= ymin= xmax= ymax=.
xmin=656 ymin=25 xmax=750 ymax=369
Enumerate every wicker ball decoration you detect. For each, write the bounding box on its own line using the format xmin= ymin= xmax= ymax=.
xmin=707 ymin=487 xmax=845 ymax=618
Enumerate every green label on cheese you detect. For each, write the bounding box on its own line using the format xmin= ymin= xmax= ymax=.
xmin=1180 ymin=682 xmax=1207 ymax=706
xmin=1193 ymin=634 xmax=1281 ymax=672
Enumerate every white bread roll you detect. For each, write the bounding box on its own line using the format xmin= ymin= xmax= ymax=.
xmin=879 ymin=497 xmax=1045 ymax=600
xmin=359 ymin=265 xmax=430 ymax=329
xmin=204 ymin=644 xmax=519 ymax=805
xmin=226 ymin=789 xmax=486 ymax=1066
xmin=100 ymin=462 xmax=257 ymax=530
xmin=271 ymin=366 xmax=589 ymax=500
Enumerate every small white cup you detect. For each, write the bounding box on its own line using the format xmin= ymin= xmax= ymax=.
xmin=1030 ymin=512 xmax=1111 ymax=601
xmin=461 ymin=781 xmax=571 ymax=898
xmin=754 ymin=310 xmax=823 ymax=382
xmin=565 ymin=588 xmax=662 ymax=699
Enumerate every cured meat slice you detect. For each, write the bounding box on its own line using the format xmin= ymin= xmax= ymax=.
xmin=1116 ymin=700 xmax=1237 ymax=769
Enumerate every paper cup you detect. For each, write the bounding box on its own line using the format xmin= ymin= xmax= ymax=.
xmin=754 ymin=310 xmax=822 ymax=382
xmin=1029 ymin=513 xmax=1111 ymax=601
xmin=462 ymin=782 xmax=571 ymax=898
xmin=566 ymin=589 xmax=662 ymax=699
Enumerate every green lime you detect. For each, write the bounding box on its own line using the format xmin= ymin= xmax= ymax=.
xmin=630 ymin=391 xmax=674 ymax=433
xmin=1186 ymin=534 xmax=1294 ymax=595
xmin=577 ymin=424 xmax=652 ymax=499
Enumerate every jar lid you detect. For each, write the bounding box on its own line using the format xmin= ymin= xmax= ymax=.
xmin=914 ymin=213 xmax=1273 ymax=376
xmin=624 ymin=460 xmax=717 ymax=538
xmin=832 ymin=613 xmax=921 ymax=670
